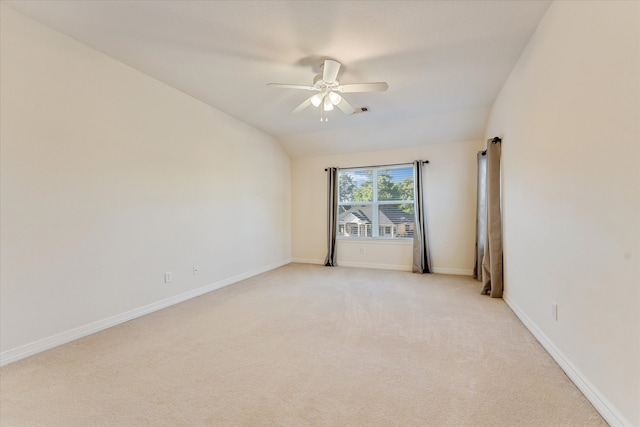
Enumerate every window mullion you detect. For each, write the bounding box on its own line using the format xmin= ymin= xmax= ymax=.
xmin=372 ymin=168 xmax=379 ymax=237
xmin=377 ymin=200 xmax=412 ymax=205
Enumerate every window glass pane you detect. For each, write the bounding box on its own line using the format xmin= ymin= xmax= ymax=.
xmin=338 ymin=205 xmax=373 ymax=237
xmin=339 ymin=170 xmax=373 ymax=203
xmin=378 ymin=204 xmax=415 ymax=238
xmin=377 ymin=167 xmax=414 ymax=201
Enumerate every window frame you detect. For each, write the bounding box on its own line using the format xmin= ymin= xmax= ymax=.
xmin=337 ymin=164 xmax=415 ymax=240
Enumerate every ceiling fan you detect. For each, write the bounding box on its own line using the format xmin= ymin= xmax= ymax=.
xmin=268 ymin=59 xmax=388 ymax=121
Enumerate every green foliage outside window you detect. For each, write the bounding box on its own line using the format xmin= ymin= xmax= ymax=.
xmin=339 ymin=169 xmax=414 ymax=214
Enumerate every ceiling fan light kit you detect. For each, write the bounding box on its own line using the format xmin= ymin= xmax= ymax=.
xmin=323 ymin=96 xmax=334 ymax=111
xmin=310 ymin=94 xmax=322 ymax=107
xmin=268 ymin=59 xmax=388 ymax=121
xmin=328 ymin=92 xmax=342 ymax=105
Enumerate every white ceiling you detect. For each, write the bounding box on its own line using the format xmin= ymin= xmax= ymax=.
xmin=6 ymin=0 xmax=551 ymax=158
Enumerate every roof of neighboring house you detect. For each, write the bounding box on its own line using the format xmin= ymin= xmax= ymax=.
xmin=338 ymin=205 xmax=414 ymax=226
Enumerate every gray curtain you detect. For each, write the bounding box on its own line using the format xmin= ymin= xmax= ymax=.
xmin=473 ymin=152 xmax=487 ymax=281
xmin=479 ymin=138 xmax=503 ymax=297
xmin=324 ymin=167 xmax=338 ymax=267
xmin=412 ymin=160 xmax=431 ymax=274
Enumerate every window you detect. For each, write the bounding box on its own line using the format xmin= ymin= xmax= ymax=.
xmin=337 ymin=165 xmax=415 ymax=239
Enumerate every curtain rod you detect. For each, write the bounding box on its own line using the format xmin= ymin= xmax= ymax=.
xmin=482 ymin=137 xmax=502 ymax=156
xmin=324 ymin=160 xmax=429 ymax=171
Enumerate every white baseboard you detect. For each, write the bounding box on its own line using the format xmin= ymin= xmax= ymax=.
xmin=291 ymin=258 xmax=325 ymax=265
xmin=504 ymin=295 xmax=631 ymax=427
xmin=291 ymin=259 xmax=473 ymax=276
xmin=292 ymin=258 xmax=411 ymax=271
xmin=0 ymin=259 xmax=291 ymax=367
xmin=338 ymin=261 xmax=412 ymax=272
xmin=431 ymin=267 xmax=473 ymax=276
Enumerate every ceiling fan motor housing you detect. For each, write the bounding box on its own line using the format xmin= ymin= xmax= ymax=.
xmin=313 ymin=74 xmax=339 ymax=91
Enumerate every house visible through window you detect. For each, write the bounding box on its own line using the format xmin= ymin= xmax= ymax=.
xmin=337 ymin=165 xmax=415 ymax=239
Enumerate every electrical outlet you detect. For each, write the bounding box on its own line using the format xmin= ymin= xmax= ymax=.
xmin=551 ymin=302 xmax=558 ymax=321
xmin=193 ymin=266 xmax=200 ymax=275
xmin=359 ymin=247 xmax=365 ymax=254
xmin=164 ymin=272 xmax=172 ymax=283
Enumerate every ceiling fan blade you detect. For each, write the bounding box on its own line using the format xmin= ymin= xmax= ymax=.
xmin=267 ymin=83 xmax=317 ymax=91
xmin=335 ymin=96 xmax=356 ymax=115
xmin=291 ymin=96 xmax=314 ymax=113
xmin=322 ymin=59 xmax=341 ymax=83
xmin=338 ymin=82 xmax=389 ymax=93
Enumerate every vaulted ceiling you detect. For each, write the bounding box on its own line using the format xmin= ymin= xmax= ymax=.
xmin=6 ymin=1 xmax=551 ymax=158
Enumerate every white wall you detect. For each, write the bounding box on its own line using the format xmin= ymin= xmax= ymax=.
xmin=291 ymin=141 xmax=484 ymax=274
xmin=0 ymin=6 xmax=291 ymax=363
xmin=484 ymin=1 xmax=639 ymax=425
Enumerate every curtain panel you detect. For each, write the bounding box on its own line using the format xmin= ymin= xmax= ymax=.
xmin=412 ymin=160 xmax=431 ymax=274
xmin=473 ymin=152 xmax=487 ymax=281
xmin=477 ymin=138 xmax=503 ymax=297
xmin=324 ymin=167 xmax=338 ymax=267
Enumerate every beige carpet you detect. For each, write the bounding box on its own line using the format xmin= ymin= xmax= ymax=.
xmin=1 ymin=263 xmax=605 ymax=426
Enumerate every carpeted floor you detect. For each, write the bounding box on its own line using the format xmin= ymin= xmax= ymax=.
xmin=0 ymin=263 xmax=605 ymax=426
